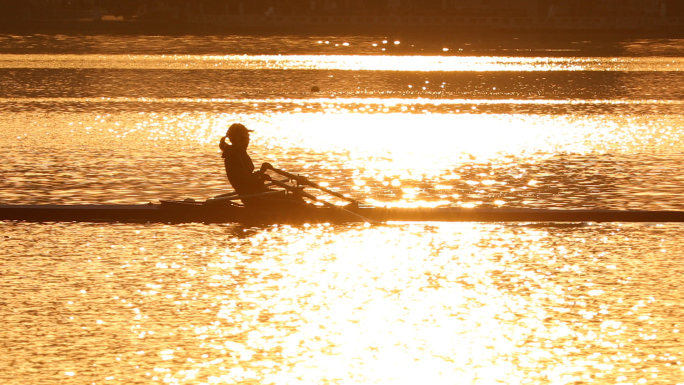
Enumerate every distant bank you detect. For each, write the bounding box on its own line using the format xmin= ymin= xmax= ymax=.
xmin=2 ymin=16 xmax=683 ymax=37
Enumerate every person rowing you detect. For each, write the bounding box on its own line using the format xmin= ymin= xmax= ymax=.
xmin=219 ymin=123 xmax=303 ymax=207
xmin=217 ymin=123 xmax=372 ymax=222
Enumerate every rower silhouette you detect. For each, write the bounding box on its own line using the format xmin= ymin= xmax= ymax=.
xmin=219 ymin=123 xmax=303 ymax=207
xmin=220 ymin=123 xmax=271 ymax=196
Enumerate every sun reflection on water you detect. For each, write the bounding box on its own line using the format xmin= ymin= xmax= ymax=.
xmin=3 ymin=54 xmax=684 ymax=72
xmin=3 ymin=222 xmax=682 ymax=384
xmin=3 ymin=98 xmax=684 ymax=210
xmin=245 ymin=225 xmax=542 ymax=384
xmin=146 ymin=223 xmax=573 ymax=385
xmin=5 ymin=34 xmax=684 ymax=385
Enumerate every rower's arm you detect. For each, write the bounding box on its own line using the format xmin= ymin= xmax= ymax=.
xmin=256 ymin=162 xmax=274 ymax=181
xmin=259 ymin=162 xmax=274 ymax=173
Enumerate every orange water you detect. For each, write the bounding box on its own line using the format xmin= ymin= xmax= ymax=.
xmin=1 ymin=35 xmax=684 ymax=384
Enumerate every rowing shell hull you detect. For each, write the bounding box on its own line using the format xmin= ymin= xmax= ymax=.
xmin=2 ymin=202 xmax=684 ymax=223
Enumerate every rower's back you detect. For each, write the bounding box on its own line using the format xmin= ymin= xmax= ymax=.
xmin=221 ymin=143 xmax=269 ymax=197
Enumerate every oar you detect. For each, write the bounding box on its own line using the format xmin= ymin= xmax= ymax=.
xmin=270 ymin=168 xmax=359 ymax=205
xmin=269 ymin=179 xmax=379 ymax=224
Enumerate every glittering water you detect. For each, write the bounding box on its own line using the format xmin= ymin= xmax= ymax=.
xmin=1 ymin=34 xmax=684 ymax=385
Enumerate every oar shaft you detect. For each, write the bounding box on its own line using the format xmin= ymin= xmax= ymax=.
xmin=271 ymin=168 xmax=358 ymax=204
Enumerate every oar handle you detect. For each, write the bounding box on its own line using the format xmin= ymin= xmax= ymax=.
xmin=271 ymin=168 xmax=359 ymax=205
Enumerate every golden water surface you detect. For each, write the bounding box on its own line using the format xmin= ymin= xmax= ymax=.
xmin=1 ymin=35 xmax=684 ymax=384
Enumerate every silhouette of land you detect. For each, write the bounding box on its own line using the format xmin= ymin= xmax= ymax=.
xmin=1 ymin=0 xmax=683 ymax=37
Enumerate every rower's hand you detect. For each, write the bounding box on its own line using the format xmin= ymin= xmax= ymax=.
xmin=261 ymin=174 xmax=272 ymax=182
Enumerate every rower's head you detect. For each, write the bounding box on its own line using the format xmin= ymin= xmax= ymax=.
xmin=226 ymin=123 xmax=252 ymax=147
